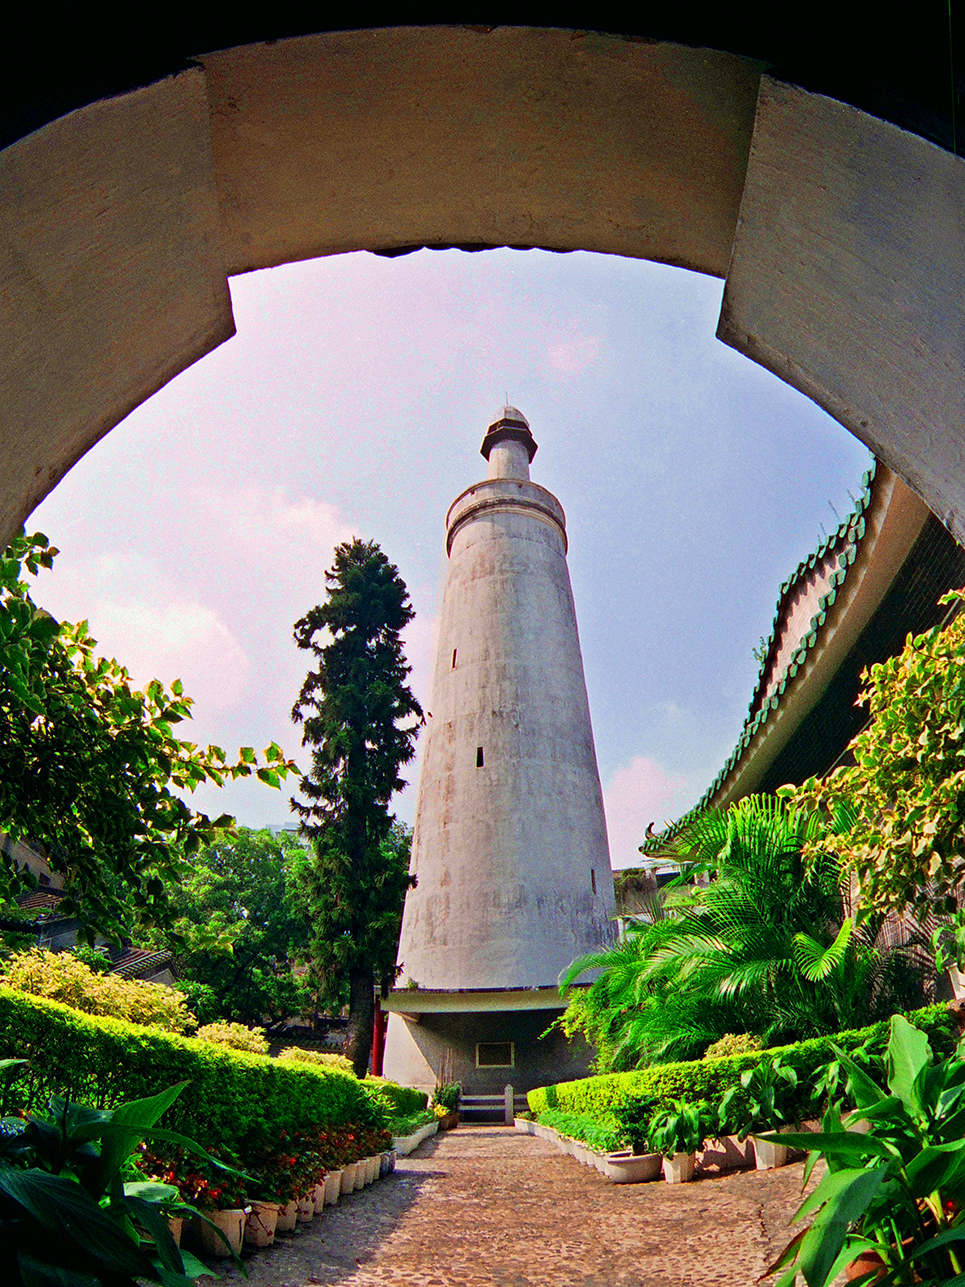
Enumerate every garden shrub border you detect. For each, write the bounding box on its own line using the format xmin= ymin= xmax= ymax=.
xmin=364 ymin=1076 xmax=429 ymax=1118
xmin=527 ymin=1005 xmax=956 ymax=1124
xmin=0 ymin=987 xmax=389 ymax=1159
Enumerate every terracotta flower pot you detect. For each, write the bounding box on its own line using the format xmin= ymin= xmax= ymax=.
xmin=313 ymin=1181 xmax=326 ymax=1213
xmin=340 ymin=1162 xmax=358 ymax=1194
xmin=324 ymin=1170 xmax=342 ymax=1204
xmin=275 ymin=1199 xmax=298 ymax=1232
xmin=845 ymin=1250 xmax=887 ymax=1282
xmin=244 ymin=1202 xmax=280 ymax=1248
xmin=296 ymin=1193 xmax=314 ymax=1222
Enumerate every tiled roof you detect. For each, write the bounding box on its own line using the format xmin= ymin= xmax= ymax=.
xmin=695 ymin=463 xmax=877 ymax=811
xmin=14 ymin=888 xmax=68 ymax=916
xmin=106 ymin=947 xmax=173 ymax=979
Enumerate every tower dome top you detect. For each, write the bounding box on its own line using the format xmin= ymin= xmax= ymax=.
xmin=493 ymin=404 xmax=529 ymax=428
xmin=481 ymin=405 xmax=538 ymax=463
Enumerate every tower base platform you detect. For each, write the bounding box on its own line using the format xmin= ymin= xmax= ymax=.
xmin=383 ymin=989 xmax=593 ymax=1098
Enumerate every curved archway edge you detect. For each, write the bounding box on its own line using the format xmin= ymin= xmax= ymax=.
xmin=0 ymin=26 xmax=962 ymax=546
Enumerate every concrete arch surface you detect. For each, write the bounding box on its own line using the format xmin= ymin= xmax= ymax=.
xmin=0 ymin=23 xmax=962 ymax=548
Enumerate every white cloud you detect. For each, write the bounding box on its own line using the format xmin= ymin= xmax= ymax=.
xmin=32 ymin=552 xmax=251 ymax=713
xmin=547 ymin=335 xmax=601 ymax=375
xmin=603 ymin=756 xmax=688 ymax=870
xmin=90 ymin=597 xmax=250 ymax=711
xmin=209 ymin=486 xmax=355 ymax=554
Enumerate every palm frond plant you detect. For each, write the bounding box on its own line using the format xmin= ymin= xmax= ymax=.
xmin=559 ymin=796 xmax=926 ymax=1071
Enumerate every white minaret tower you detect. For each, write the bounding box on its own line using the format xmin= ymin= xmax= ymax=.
xmin=383 ymin=408 xmax=615 ymax=1099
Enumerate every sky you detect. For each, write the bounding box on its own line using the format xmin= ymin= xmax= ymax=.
xmin=29 ymin=247 xmax=872 ymax=869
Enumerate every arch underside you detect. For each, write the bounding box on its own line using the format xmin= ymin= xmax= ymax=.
xmin=0 ymin=24 xmax=962 ymax=550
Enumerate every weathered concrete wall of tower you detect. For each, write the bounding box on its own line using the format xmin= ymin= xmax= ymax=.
xmin=396 ymin=447 xmax=615 ymax=993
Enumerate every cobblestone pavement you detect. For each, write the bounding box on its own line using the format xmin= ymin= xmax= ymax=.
xmin=215 ymin=1126 xmax=813 ymax=1287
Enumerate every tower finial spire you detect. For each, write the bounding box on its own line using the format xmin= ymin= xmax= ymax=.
xmin=481 ymin=405 xmax=538 ymax=480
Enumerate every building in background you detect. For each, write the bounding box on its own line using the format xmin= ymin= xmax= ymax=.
xmin=701 ymin=463 xmax=965 ymax=809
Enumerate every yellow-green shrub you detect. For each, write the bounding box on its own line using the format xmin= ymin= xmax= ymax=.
xmin=278 ymin=1047 xmax=353 ymax=1073
xmin=1 ymin=948 xmax=194 ymax=1033
xmin=195 ymin=1021 xmax=269 ymax=1054
xmin=703 ymin=1033 xmax=763 ymax=1060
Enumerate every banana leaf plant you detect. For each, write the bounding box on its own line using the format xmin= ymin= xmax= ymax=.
xmin=0 ymin=1070 xmax=247 ymax=1287
xmin=762 ymin=1015 xmax=965 ymax=1286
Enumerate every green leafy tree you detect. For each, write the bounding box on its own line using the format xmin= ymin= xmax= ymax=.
xmin=790 ymin=589 xmax=965 ymax=918
xmin=0 ymin=531 xmax=296 ymax=941
xmin=291 ymin=540 xmax=422 ymax=1076
xmin=162 ymin=828 xmax=312 ymax=1030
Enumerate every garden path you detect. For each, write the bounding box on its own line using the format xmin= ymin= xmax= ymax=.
xmin=216 ymin=1125 xmax=813 ymax=1287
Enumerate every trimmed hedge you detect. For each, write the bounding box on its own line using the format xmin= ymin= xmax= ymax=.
xmin=527 ymin=1005 xmax=957 ymax=1121
xmin=536 ymin=1108 xmax=623 ymax=1153
xmin=0 ymin=987 xmax=388 ymax=1158
xmin=364 ymin=1076 xmax=429 ymax=1117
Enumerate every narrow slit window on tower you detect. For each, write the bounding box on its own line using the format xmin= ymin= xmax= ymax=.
xmin=451 ymin=648 xmax=457 ymax=668
xmin=476 ymin=746 xmax=484 ymax=768
xmin=591 ymin=868 xmax=597 ymax=895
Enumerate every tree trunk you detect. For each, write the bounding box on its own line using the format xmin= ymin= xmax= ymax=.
xmin=345 ymin=964 xmax=375 ymax=1078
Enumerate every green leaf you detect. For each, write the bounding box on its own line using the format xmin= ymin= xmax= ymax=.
xmin=886 ymin=1015 xmax=931 ymax=1119
xmin=755 ymin=1130 xmax=891 ymax=1164
xmin=17 ymin=1252 xmax=100 ymax=1287
xmin=908 ymin=1225 xmax=965 ymax=1260
xmin=793 ymin=919 xmax=852 ymax=981
xmin=123 ymin=1179 xmax=180 ymax=1203
xmin=903 ymin=1141 xmax=965 ymax=1197
xmin=124 ymin=1193 xmax=185 ymax=1274
xmin=794 ymin=1167 xmax=889 ymax=1286
xmin=0 ymin=1170 xmax=152 ymax=1276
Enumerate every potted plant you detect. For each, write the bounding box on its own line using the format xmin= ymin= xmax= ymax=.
xmin=595 ymin=1093 xmax=663 ymax=1183
xmin=647 ymin=1099 xmax=708 ymax=1183
xmin=433 ymin=1082 xmax=461 ymax=1129
xmin=612 ymin=1093 xmax=661 ymax=1156
xmin=719 ymin=1055 xmax=799 ymax=1169
xmin=763 ymin=1015 xmax=965 ymax=1286
xmin=316 ymin=1129 xmax=344 ymax=1204
xmin=238 ymin=1135 xmax=299 ymax=1233
xmin=160 ymin=1150 xmax=250 ymax=1258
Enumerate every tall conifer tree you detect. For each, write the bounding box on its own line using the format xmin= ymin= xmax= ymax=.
xmin=291 ymin=539 xmax=422 ymax=1075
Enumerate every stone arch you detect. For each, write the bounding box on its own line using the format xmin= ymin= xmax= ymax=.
xmin=0 ymin=25 xmax=961 ymax=545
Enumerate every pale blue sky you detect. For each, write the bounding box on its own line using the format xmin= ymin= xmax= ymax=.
xmin=30 ymin=248 xmax=871 ymax=867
